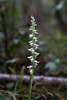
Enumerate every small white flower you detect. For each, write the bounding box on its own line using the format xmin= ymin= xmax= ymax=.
xmin=33 ymin=37 xmax=38 ymax=42
xmin=28 ymin=56 xmax=34 ymax=62
xmin=35 ymin=31 xmax=38 ymax=34
xmin=35 ymin=63 xmax=38 ymax=68
xmin=27 ymin=56 xmax=33 ymax=59
xmin=32 ymin=22 xmax=37 ymax=26
xmin=34 ymin=52 xmax=39 ymax=58
xmin=29 ymin=26 xmax=33 ymax=30
xmin=27 ymin=65 xmax=32 ymax=69
xmin=31 ymin=16 xmax=35 ymax=21
xmin=29 ymin=28 xmax=32 ymax=31
xmin=27 ymin=15 xmax=39 ymax=74
xmin=30 ymin=69 xmax=33 ymax=74
xmin=30 ymin=58 xmax=34 ymax=62
xmin=28 ymin=48 xmax=35 ymax=53
xmin=34 ymin=44 xmax=39 ymax=49
xmin=29 ymin=34 xmax=33 ymax=38
xmin=33 ymin=29 xmax=37 ymax=33
xmin=35 ymin=46 xmax=38 ymax=50
xmin=33 ymin=37 xmax=37 ymax=40
xmin=34 ymin=60 xmax=39 ymax=64
xmin=34 ymin=60 xmax=39 ymax=68
xmin=29 ymin=41 xmax=33 ymax=46
xmin=34 ymin=23 xmax=37 ymax=26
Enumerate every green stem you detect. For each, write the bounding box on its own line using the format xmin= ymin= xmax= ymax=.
xmin=28 ymin=74 xmax=34 ymax=100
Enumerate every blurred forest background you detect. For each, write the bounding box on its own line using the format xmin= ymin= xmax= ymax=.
xmin=0 ymin=0 xmax=67 ymax=100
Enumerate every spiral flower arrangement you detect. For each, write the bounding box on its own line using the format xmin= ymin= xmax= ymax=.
xmin=27 ymin=16 xmax=39 ymax=100
xmin=27 ymin=15 xmax=39 ymax=74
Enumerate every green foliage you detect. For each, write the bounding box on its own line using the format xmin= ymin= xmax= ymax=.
xmin=56 ymin=1 xmax=64 ymax=10
xmin=17 ymin=66 xmax=25 ymax=90
xmin=45 ymin=62 xmax=57 ymax=73
xmin=39 ymin=34 xmax=67 ymax=76
xmin=9 ymin=67 xmax=16 ymax=74
xmin=6 ymin=58 xmax=19 ymax=64
xmin=0 ymin=90 xmax=17 ymax=100
xmin=45 ymin=59 xmax=60 ymax=74
xmin=6 ymin=82 xmax=14 ymax=89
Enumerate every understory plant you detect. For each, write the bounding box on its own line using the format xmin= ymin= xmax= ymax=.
xmin=27 ymin=16 xmax=39 ymax=100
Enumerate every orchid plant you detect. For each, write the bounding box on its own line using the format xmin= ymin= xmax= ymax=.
xmin=27 ymin=16 xmax=39 ymax=100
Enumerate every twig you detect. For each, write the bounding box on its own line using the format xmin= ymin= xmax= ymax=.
xmin=0 ymin=74 xmax=67 ymax=85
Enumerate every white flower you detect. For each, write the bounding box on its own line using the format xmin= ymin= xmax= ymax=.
xmin=28 ymin=56 xmax=34 ymax=62
xmin=28 ymin=48 xmax=35 ymax=53
xmin=33 ymin=37 xmax=38 ymax=42
xmin=29 ymin=26 xmax=33 ymax=30
xmin=34 ymin=23 xmax=37 ymax=26
xmin=33 ymin=29 xmax=37 ymax=32
xmin=34 ymin=60 xmax=39 ymax=68
xmin=30 ymin=58 xmax=34 ymax=62
xmin=27 ymin=65 xmax=32 ymax=69
xmin=31 ymin=16 xmax=35 ymax=21
xmin=31 ymin=21 xmax=37 ymax=26
xmin=34 ymin=44 xmax=39 ymax=49
xmin=32 ymin=22 xmax=37 ymax=26
xmin=27 ymin=15 xmax=39 ymax=74
xmin=34 ymin=52 xmax=39 ymax=58
xmin=35 ymin=31 xmax=38 ymax=34
xmin=33 ymin=29 xmax=38 ymax=34
xmin=29 ymin=41 xmax=33 ymax=46
xmin=27 ymin=56 xmax=33 ymax=59
xmin=29 ymin=34 xmax=33 ymax=38
xmin=34 ymin=60 xmax=39 ymax=64
xmin=30 ymin=69 xmax=33 ymax=74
